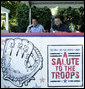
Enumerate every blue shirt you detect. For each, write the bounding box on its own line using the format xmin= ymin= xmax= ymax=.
xmin=26 ymin=24 xmax=44 ymax=33
xmin=64 ymin=21 xmax=70 ymax=31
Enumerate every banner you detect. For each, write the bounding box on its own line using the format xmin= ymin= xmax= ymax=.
xmin=1 ymin=33 xmax=84 ymax=88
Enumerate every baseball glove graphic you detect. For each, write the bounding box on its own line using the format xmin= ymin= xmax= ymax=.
xmin=1 ymin=38 xmax=43 ymax=87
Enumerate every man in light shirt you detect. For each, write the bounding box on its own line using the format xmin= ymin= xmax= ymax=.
xmin=26 ymin=17 xmax=45 ymax=33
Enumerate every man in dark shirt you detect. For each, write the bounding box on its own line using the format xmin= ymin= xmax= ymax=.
xmin=51 ymin=17 xmax=69 ymax=32
xmin=60 ymin=14 xmax=70 ymax=31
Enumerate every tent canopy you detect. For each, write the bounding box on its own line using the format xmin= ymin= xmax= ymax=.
xmin=22 ymin=1 xmax=84 ymax=8
xmin=1 ymin=6 xmax=10 ymax=13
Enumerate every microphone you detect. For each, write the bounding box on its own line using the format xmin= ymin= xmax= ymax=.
xmin=29 ymin=25 xmax=33 ymax=29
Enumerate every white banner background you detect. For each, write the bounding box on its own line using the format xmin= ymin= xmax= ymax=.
xmin=1 ymin=36 xmax=84 ymax=88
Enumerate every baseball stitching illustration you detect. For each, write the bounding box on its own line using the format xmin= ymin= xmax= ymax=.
xmin=1 ymin=38 xmax=43 ymax=87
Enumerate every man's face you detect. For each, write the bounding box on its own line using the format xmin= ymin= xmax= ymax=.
xmin=32 ymin=19 xmax=38 ymax=27
xmin=54 ymin=18 xmax=61 ymax=26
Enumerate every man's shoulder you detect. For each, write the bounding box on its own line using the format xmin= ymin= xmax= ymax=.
xmin=38 ymin=24 xmax=44 ymax=28
xmin=27 ymin=24 xmax=33 ymax=28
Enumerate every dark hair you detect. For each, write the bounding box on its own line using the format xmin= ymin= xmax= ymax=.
xmin=55 ymin=16 xmax=64 ymax=23
xmin=32 ymin=17 xmax=39 ymax=21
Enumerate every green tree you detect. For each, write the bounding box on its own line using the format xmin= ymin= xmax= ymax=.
xmin=16 ymin=2 xmax=29 ymax=32
xmin=1 ymin=1 xmax=20 ymax=19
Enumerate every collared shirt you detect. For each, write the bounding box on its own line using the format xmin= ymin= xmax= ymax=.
xmin=26 ymin=24 xmax=44 ymax=33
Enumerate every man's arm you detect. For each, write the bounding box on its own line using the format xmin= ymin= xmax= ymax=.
xmin=26 ymin=25 xmax=33 ymax=33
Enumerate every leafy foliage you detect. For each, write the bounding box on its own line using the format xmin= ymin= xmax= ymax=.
xmin=1 ymin=1 xmax=20 ymax=19
xmin=16 ymin=3 xmax=29 ymax=32
xmin=56 ymin=7 xmax=84 ymax=25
